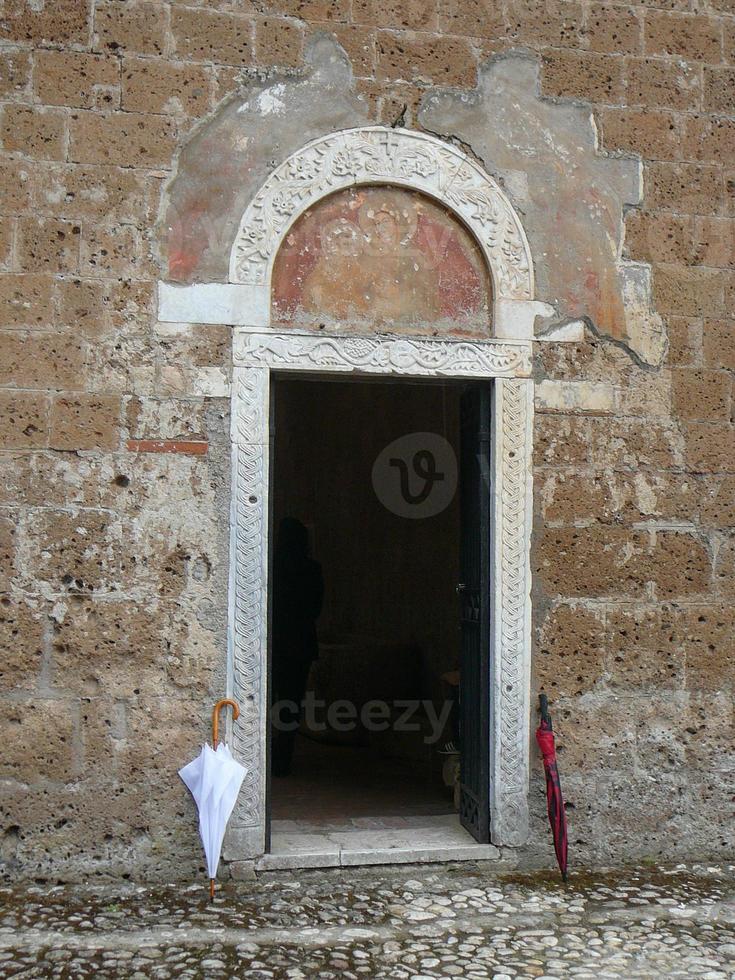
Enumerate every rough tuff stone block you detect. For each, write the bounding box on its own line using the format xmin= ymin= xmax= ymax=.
xmin=49 ymin=395 xmax=121 ymax=451
xmin=542 ymin=50 xmax=624 ymax=103
xmin=0 ymin=161 xmax=32 ymax=213
xmin=377 ymin=31 xmax=477 ymax=86
xmin=170 ymin=7 xmax=254 ymax=65
xmin=672 ymin=368 xmax=731 ymax=422
xmin=535 ymin=603 xmax=607 ymax=697
xmin=254 ymin=17 xmax=305 ymax=68
xmin=50 ymin=597 xmax=167 ymax=697
xmin=535 ymin=526 xmax=711 ymax=599
xmin=646 ymin=163 xmax=724 ymax=216
xmin=703 ymin=319 xmax=735 ymax=371
xmin=0 ymin=0 xmax=89 ymax=46
xmin=714 ymin=533 xmax=735 ymax=597
xmin=56 ymin=278 xmax=153 ymax=339
xmin=119 ymin=698 xmax=205 ymax=780
xmin=0 ymin=391 xmax=49 ymax=448
xmin=16 ymin=217 xmax=81 ymax=275
xmin=605 ymin=606 xmax=685 ymax=690
xmin=0 ymin=515 xmax=18 ymax=584
xmin=552 ymin=697 xmax=637 ymax=773
xmin=0 ymin=331 xmax=86 ymax=390
xmin=705 ymin=68 xmax=735 ymax=114
xmin=692 ymin=217 xmax=735 ymax=270
xmin=69 ymin=111 xmax=178 ymax=168
xmin=33 ymin=51 xmax=120 ymax=110
xmin=665 ymin=316 xmax=701 ymax=367
xmin=1 ymin=105 xmax=66 ymax=161
xmin=683 ymin=422 xmax=735 ymax=473
xmin=681 ymin=116 xmax=735 ymax=166
xmin=436 ymin=0 xmax=504 ymax=38
xmin=625 ymin=211 xmax=693 ymax=266
xmin=25 ymin=509 xmax=120 ymax=594
xmin=600 ymin=108 xmax=682 ymax=162
xmin=701 ymin=475 xmax=735 ymax=527
xmin=626 ymin=58 xmax=702 ymax=112
xmin=583 ymin=3 xmax=642 ymax=54
xmin=653 ymin=265 xmax=725 ymax=318
xmin=79 ymin=224 xmax=147 ymax=279
xmin=31 ymin=163 xmax=151 ymax=224
xmin=505 ymin=0 xmax=584 ymax=49
xmin=0 ymin=594 xmax=44 ymax=691
xmin=0 ymin=699 xmax=77 ymax=781
xmin=122 ymin=58 xmax=212 ymax=117
xmin=644 ymin=11 xmax=723 ymax=64
xmin=0 ymin=48 xmax=30 ymax=100
xmin=662 ymin=604 xmax=734 ymax=693
xmin=93 ymin=1 xmax=167 ymax=57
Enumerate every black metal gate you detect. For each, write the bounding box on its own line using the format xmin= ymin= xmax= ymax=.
xmin=458 ymin=383 xmax=492 ymax=843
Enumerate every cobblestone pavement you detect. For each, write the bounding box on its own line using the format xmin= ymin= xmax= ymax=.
xmin=0 ymin=864 xmax=733 ymax=978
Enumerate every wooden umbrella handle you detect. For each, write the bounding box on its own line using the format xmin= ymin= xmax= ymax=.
xmin=212 ymin=698 xmax=240 ymax=748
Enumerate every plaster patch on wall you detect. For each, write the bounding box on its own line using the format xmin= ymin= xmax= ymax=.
xmin=419 ymin=54 xmax=667 ymax=367
xmin=160 ymin=36 xmax=369 ymax=285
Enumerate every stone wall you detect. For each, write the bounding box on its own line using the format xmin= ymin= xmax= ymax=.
xmin=0 ymin=0 xmax=733 ymax=881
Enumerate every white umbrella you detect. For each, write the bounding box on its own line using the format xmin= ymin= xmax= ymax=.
xmin=179 ymin=699 xmax=247 ymax=900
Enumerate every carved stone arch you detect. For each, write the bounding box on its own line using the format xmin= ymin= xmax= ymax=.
xmin=201 ymin=125 xmax=536 ymax=864
xmin=228 ymin=127 xmax=537 ymax=325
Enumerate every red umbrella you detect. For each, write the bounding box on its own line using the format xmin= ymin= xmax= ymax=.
xmin=535 ymin=694 xmax=568 ymax=882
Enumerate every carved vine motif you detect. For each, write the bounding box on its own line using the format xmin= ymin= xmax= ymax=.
xmin=495 ymin=378 xmax=531 ymax=846
xmin=234 ymin=332 xmax=533 ymax=378
xmin=230 ymin=439 xmax=267 ymax=828
xmin=229 ymin=128 xmax=533 ymax=301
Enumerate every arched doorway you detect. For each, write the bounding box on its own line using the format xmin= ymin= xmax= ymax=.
xmin=222 ymin=128 xmax=535 ymax=867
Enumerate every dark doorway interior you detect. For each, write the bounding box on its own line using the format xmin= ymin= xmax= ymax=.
xmin=269 ymin=376 xmax=467 ymax=832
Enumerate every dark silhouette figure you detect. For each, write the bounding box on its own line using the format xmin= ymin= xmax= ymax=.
xmin=271 ymin=518 xmax=324 ymax=776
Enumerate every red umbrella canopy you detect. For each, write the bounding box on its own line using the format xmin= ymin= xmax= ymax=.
xmin=536 ymin=697 xmax=568 ymax=882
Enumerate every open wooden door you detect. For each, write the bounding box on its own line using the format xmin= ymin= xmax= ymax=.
xmin=458 ymin=383 xmax=492 ymax=843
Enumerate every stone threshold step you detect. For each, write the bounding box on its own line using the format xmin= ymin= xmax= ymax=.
xmin=255 ymin=834 xmax=500 ymax=871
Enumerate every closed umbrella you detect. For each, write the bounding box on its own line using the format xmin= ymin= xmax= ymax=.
xmin=535 ymin=693 xmax=568 ymax=882
xmin=179 ymin=699 xmax=247 ymax=900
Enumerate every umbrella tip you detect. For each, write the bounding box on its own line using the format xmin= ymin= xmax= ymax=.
xmin=209 ymin=878 xmax=215 ymax=902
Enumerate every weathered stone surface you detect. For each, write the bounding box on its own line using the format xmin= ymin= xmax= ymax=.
xmin=0 ymin=594 xmax=44 ymax=691
xmin=33 ymin=51 xmax=119 ymax=110
xmin=606 ymin=605 xmax=685 ymax=690
xmin=419 ymin=54 xmax=667 ymax=366
xmin=0 ymin=391 xmax=49 ymax=448
xmin=538 ymin=470 xmax=700 ymax=525
xmin=162 ymin=36 xmax=369 ymax=283
xmin=535 ymin=603 xmax=607 ymax=697
xmin=534 ymin=526 xmax=711 ymax=599
xmin=92 ymin=1 xmax=167 ymax=57
xmin=1 ymin=2 xmax=734 ymax=886
xmin=49 ymin=395 xmax=121 ymax=451
xmin=69 ymin=111 xmax=178 ymax=169
xmin=23 ymin=510 xmax=121 ymax=595
xmin=0 ymin=105 xmax=66 ymax=160
xmin=0 ymin=698 xmax=78 ymax=781
xmin=0 ymin=331 xmax=86 ymax=390
xmin=50 ymin=597 xmax=167 ymax=697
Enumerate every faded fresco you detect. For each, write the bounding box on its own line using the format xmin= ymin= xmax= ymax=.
xmin=271 ymin=186 xmax=492 ymax=335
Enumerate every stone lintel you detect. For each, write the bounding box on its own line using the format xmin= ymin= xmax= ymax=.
xmin=535 ymin=380 xmax=617 ymax=415
xmin=495 ymin=298 xmax=556 ymax=340
xmin=158 ymin=282 xmax=269 ymax=325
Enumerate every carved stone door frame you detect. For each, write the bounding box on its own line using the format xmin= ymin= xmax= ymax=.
xmin=157 ymin=127 xmax=539 ymax=860
xmin=226 ymin=332 xmax=533 ymax=858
